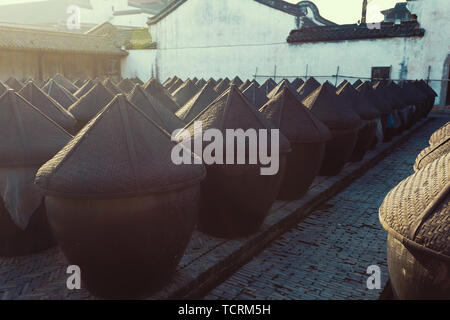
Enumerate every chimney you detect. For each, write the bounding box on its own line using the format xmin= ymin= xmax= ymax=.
xmin=361 ymin=0 xmax=368 ymax=24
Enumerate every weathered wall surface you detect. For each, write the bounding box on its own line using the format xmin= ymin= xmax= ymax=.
xmin=0 ymin=50 xmax=122 ymax=82
xmin=147 ymin=0 xmax=449 ymax=104
xmin=121 ymin=49 xmax=156 ymax=81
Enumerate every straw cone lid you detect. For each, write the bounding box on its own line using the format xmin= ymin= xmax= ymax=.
xmin=172 ymin=79 xmax=199 ymax=107
xmin=214 ymin=78 xmax=231 ymax=95
xmin=242 ymin=82 xmax=268 ymax=109
xmin=302 ymin=82 xmax=361 ymax=130
xmin=74 ymin=79 xmax=97 ymax=98
xmin=260 ymin=87 xmax=331 ymax=144
xmin=418 ymin=80 xmax=437 ymax=97
xmin=337 ymin=82 xmax=380 ymax=120
xmin=5 ymin=77 xmax=23 ymax=91
xmin=117 ymin=78 xmax=135 ymax=94
xmin=68 ymin=82 xmax=114 ymax=123
xmin=36 ymin=94 xmax=206 ymax=198
xmin=356 ymin=81 xmax=392 ymax=114
xmin=0 ymin=81 xmax=8 ymax=96
xmin=176 ymin=82 xmax=219 ymax=123
xmin=401 ymin=81 xmax=428 ymax=105
xmin=230 ymin=76 xmax=243 ymax=87
xmin=196 ymin=78 xmax=206 ymax=89
xmin=128 ymin=84 xmax=185 ymax=133
xmin=352 ymin=79 xmax=362 ymax=88
xmin=53 ymin=73 xmax=78 ymax=93
xmin=162 ymin=77 xmax=173 ymax=87
xmin=267 ymin=79 xmax=299 ymax=100
xmin=336 ymin=80 xmax=349 ymax=91
xmin=42 ymin=79 xmax=78 ymax=110
xmin=297 ymin=77 xmax=321 ymax=100
xmin=259 ymin=78 xmax=277 ymax=96
xmin=143 ymin=78 xmax=180 ymax=113
xmin=429 ymin=122 xmax=450 ymax=146
xmin=74 ymin=79 xmax=86 ymax=88
xmin=0 ymin=89 xmax=72 ymax=166
xmin=103 ymin=78 xmax=122 ymax=96
xmin=19 ymin=81 xmax=76 ymax=131
xmin=182 ymin=85 xmax=291 ymax=154
xmin=167 ymin=78 xmax=184 ymax=94
xmin=239 ymin=80 xmax=251 ymax=91
xmin=291 ymin=78 xmax=304 ymax=90
xmin=373 ymin=82 xmax=406 ymax=110
xmin=379 ymin=152 xmax=450 ymax=259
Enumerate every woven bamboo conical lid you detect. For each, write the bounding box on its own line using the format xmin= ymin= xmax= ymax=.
xmin=352 ymin=79 xmax=363 ymax=88
xmin=74 ymin=79 xmax=97 ymax=99
xmin=260 ymin=87 xmax=331 ymax=144
xmin=373 ymin=81 xmax=406 ymax=110
xmin=214 ymin=78 xmax=231 ymax=95
xmin=414 ymin=138 xmax=450 ymax=172
xmin=268 ymin=79 xmax=300 ymax=101
xmin=297 ymin=77 xmax=321 ymax=100
xmin=291 ymin=78 xmax=305 ymax=90
xmin=242 ymin=82 xmax=268 ymax=109
xmin=239 ymin=80 xmax=251 ymax=91
xmin=5 ymin=77 xmax=24 ymax=91
xmin=19 ymin=81 xmax=76 ymax=132
xmin=162 ymin=77 xmax=173 ymax=87
xmin=429 ymin=122 xmax=450 ymax=146
xmin=103 ymin=78 xmax=122 ymax=96
xmin=68 ymin=82 xmax=114 ymax=123
xmin=129 ymin=84 xmax=185 ymax=133
xmin=167 ymin=78 xmax=184 ymax=94
xmin=53 ymin=73 xmax=78 ymax=93
xmin=176 ymin=82 xmax=219 ymax=123
xmin=337 ymin=82 xmax=380 ymax=120
xmin=117 ymin=78 xmax=136 ymax=94
xmin=356 ymin=81 xmax=392 ymax=115
xmin=143 ymin=78 xmax=180 ymax=113
xmin=379 ymin=152 xmax=450 ymax=260
xmin=259 ymin=78 xmax=277 ymax=96
xmin=302 ymin=82 xmax=361 ymax=130
xmin=401 ymin=81 xmax=428 ymax=105
xmin=35 ymin=94 xmax=206 ymax=198
xmin=230 ymin=76 xmax=243 ymax=87
xmin=0 ymin=89 xmax=72 ymax=166
xmin=181 ymin=85 xmax=291 ymax=154
xmin=0 ymin=81 xmax=8 ymax=96
xmin=172 ymin=79 xmax=199 ymax=107
xmin=42 ymin=79 xmax=78 ymax=110
xmin=196 ymin=78 xmax=206 ymax=89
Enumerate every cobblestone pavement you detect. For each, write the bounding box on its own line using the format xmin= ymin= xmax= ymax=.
xmin=205 ymin=116 xmax=449 ymax=300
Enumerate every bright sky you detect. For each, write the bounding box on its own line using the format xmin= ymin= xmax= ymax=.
xmin=0 ymin=0 xmax=403 ymax=24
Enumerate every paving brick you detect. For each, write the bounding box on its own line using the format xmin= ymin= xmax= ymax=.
xmin=206 ymin=116 xmax=449 ymax=300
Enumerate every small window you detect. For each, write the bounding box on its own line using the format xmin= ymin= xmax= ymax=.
xmin=372 ymin=66 xmax=391 ymax=81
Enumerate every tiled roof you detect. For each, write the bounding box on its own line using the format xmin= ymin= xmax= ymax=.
xmin=147 ymin=0 xmax=336 ymax=26
xmin=287 ymin=21 xmax=424 ymax=44
xmin=0 ymin=26 xmax=128 ymax=56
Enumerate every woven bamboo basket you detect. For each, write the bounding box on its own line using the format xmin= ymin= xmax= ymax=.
xmin=429 ymin=122 xmax=450 ymax=146
xmin=379 ymin=153 xmax=450 ymax=299
xmin=414 ymin=138 xmax=450 ymax=172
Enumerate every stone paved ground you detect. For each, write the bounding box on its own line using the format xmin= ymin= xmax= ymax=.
xmin=205 ymin=115 xmax=450 ymax=300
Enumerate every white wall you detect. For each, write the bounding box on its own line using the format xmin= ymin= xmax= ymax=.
xmin=121 ymin=49 xmax=156 ymax=82
xmin=148 ymin=0 xmax=449 ymax=104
